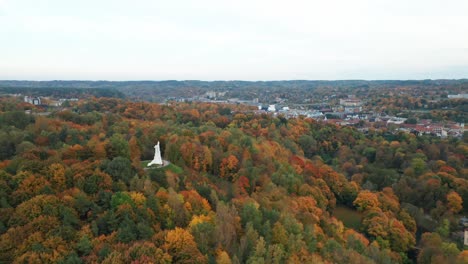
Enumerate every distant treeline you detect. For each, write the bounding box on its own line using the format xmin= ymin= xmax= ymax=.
xmin=0 ymin=79 xmax=467 ymax=102
xmin=0 ymin=86 xmax=125 ymax=99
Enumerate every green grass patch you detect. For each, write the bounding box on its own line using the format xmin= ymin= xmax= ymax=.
xmin=165 ymin=163 xmax=183 ymax=174
xmin=141 ymin=160 xmax=152 ymax=167
xmin=141 ymin=160 xmax=183 ymax=174
xmin=333 ymin=205 xmax=363 ymax=230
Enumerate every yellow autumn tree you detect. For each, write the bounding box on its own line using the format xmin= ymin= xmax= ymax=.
xmin=163 ymin=227 xmax=207 ymax=264
xmin=447 ymin=191 xmax=463 ymax=213
xmin=353 ymin=190 xmax=381 ymax=212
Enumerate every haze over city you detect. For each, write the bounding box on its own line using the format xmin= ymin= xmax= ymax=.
xmin=1 ymin=0 xmax=468 ymax=80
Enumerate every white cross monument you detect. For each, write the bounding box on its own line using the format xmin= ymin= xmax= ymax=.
xmin=148 ymin=141 xmax=163 ymax=166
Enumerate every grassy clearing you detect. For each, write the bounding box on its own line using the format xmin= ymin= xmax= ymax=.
xmin=142 ymin=160 xmax=183 ymax=174
xmin=333 ymin=205 xmax=363 ymax=230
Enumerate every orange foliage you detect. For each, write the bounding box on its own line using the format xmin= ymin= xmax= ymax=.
xmin=220 ymin=155 xmax=239 ymax=179
xmin=163 ymin=227 xmax=206 ymax=263
xmin=290 ymin=196 xmax=323 ymax=224
xmin=344 ymin=229 xmax=369 ymax=247
xmin=236 ymin=176 xmax=250 ymax=196
xmin=447 ymin=191 xmax=463 ymax=213
xmin=354 ymin=190 xmax=380 ymax=211
xmin=457 ymin=250 xmax=468 ymax=264
xmin=12 ymin=174 xmax=51 ymax=203
xmin=180 ymin=190 xmax=211 ymax=215
xmin=47 ymin=163 xmax=66 ymax=191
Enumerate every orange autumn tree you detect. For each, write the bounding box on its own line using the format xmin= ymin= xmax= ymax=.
xmin=163 ymin=227 xmax=207 ymax=264
xmin=290 ymin=196 xmax=323 ymax=224
xmin=447 ymin=191 xmax=463 ymax=213
xmin=220 ymin=155 xmax=239 ymax=180
xmin=355 ymin=189 xmax=416 ymax=252
xmin=46 ymin=163 xmax=66 ymax=192
xmin=353 ymin=190 xmax=380 ymax=212
xmin=180 ymin=190 xmax=211 ymax=216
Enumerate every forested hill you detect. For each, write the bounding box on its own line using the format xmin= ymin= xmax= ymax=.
xmin=0 ymin=96 xmax=467 ymax=263
xmin=1 ymin=79 xmax=467 ymax=102
xmin=0 ymin=81 xmax=125 ymax=99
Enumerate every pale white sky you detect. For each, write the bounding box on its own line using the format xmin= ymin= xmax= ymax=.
xmin=0 ymin=0 xmax=467 ymax=80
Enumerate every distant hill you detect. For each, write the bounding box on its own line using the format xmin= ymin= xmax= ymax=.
xmin=0 ymin=79 xmax=467 ymax=102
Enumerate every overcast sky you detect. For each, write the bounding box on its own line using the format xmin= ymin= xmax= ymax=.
xmin=1 ymin=0 xmax=467 ymax=80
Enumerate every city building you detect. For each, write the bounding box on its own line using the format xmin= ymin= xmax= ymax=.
xmin=24 ymin=96 xmax=41 ymax=105
xmin=448 ymin=94 xmax=468 ymax=99
xmin=339 ymin=98 xmax=363 ymax=113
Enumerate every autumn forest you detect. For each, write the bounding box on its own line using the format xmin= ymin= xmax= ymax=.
xmin=0 ymin=96 xmax=467 ymax=264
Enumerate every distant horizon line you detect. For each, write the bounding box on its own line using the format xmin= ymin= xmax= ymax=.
xmin=1 ymin=78 xmax=468 ymax=82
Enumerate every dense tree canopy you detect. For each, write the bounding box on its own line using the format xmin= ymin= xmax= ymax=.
xmin=0 ymin=97 xmax=466 ymax=263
